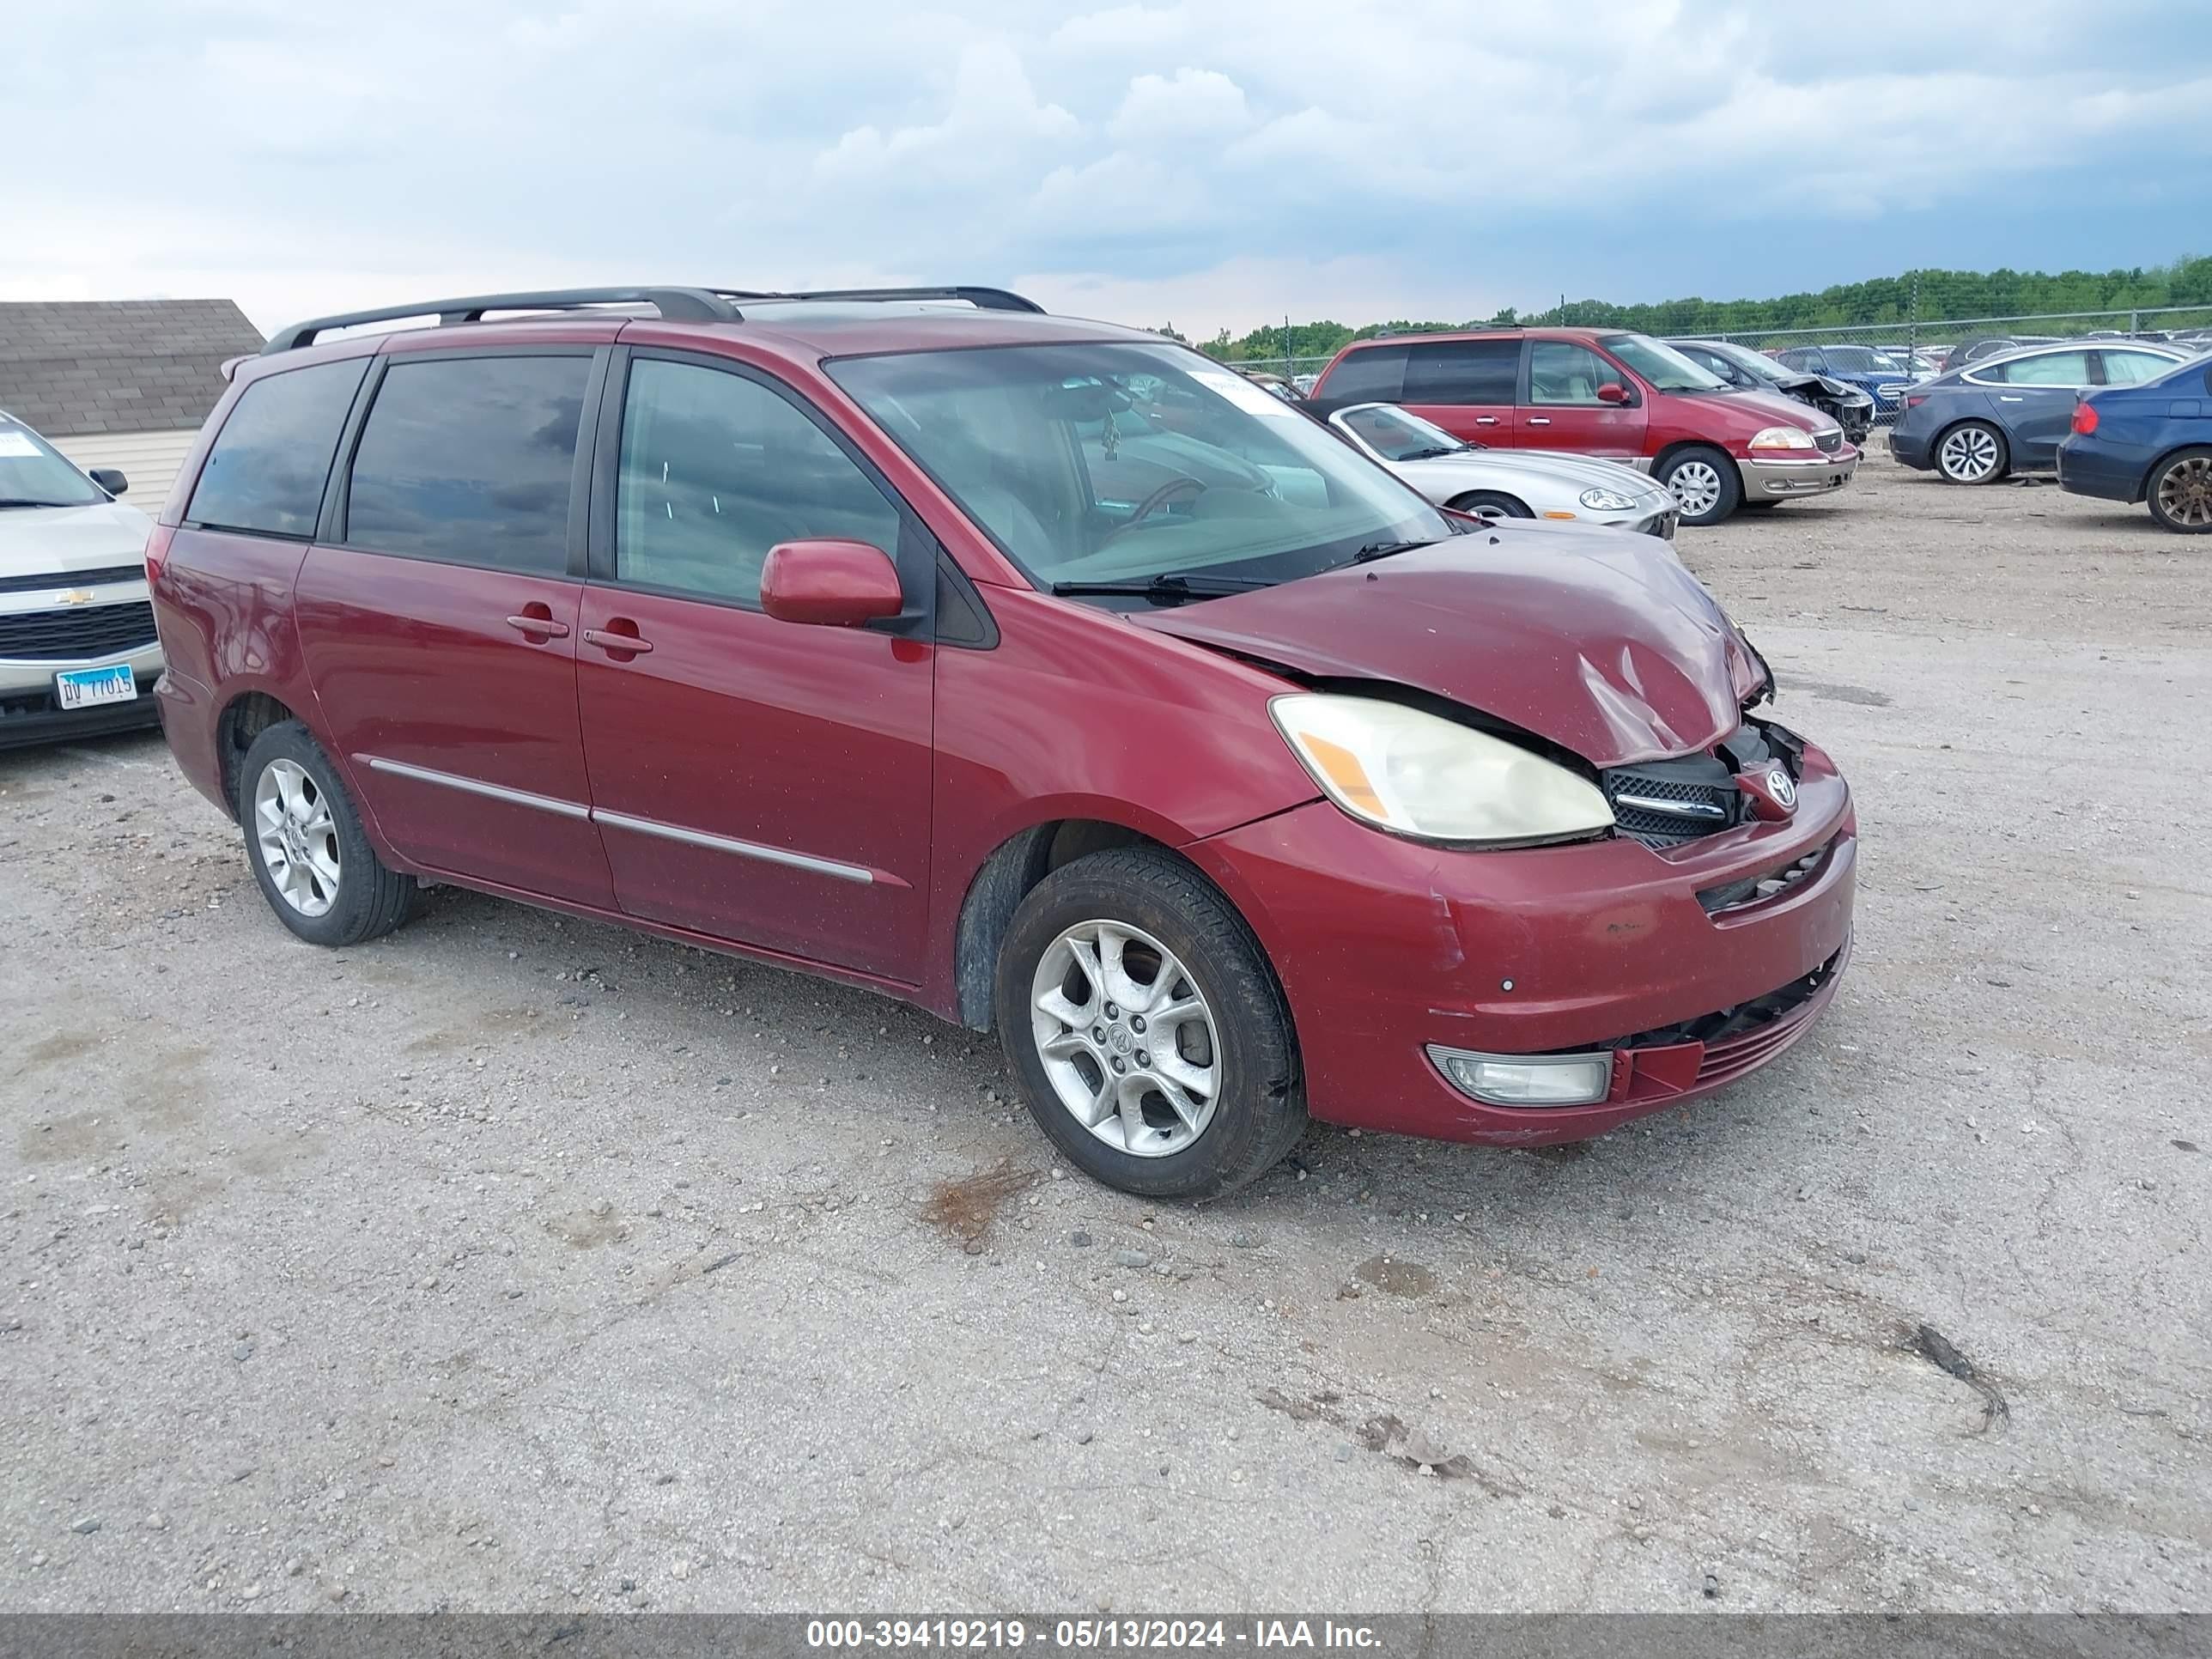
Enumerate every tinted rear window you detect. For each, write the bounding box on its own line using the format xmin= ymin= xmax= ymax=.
xmin=343 ymin=356 xmax=588 ymax=571
xmin=1404 ymin=338 xmax=1520 ymax=404
xmin=187 ymin=358 xmax=369 ymax=538
xmin=1320 ymin=343 xmax=1407 ymax=404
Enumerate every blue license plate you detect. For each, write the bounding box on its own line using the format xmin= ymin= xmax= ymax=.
xmin=55 ymin=663 xmax=138 ymax=710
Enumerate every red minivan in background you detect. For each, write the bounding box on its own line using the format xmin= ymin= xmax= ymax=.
xmin=1309 ymin=327 xmax=1858 ymax=525
xmin=148 ymin=285 xmax=1856 ymax=1200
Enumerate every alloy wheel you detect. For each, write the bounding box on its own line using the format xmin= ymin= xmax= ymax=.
xmin=1666 ymin=460 xmax=1723 ymax=518
xmin=1938 ymin=426 xmax=2002 ymax=483
xmin=1029 ymin=919 xmax=1220 ymax=1158
xmin=2156 ymin=455 xmax=2212 ymax=528
xmin=253 ymin=758 xmax=342 ymax=917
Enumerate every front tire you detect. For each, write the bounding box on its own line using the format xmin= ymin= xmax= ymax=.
xmin=2147 ymin=447 xmax=2212 ymax=533
xmin=994 ymin=848 xmax=1305 ymax=1200
xmin=1657 ymin=447 xmax=1742 ymax=526
xmin=238 ymin=722 xmax=416 ymax=947
xmin=1448 ymin=490 xmax=1534 ymax=519
xmin=1936 ymin=420 xmax=2008 ymax=484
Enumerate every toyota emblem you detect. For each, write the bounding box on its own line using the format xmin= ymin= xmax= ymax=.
xmin=1767 ymin=768 xmax=1797 ymax=808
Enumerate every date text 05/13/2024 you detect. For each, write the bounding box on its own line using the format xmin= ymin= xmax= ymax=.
xmin=805 ymin=1620 xmax=1384 ymax=1650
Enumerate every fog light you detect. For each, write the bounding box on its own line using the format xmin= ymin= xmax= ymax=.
xmin=1427 ymin=1046 xmax=1613 ymax=1107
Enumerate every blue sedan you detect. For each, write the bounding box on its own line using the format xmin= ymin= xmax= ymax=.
xmin=2059 ymin=353 xmax=2212 ymax=532
xmin=1886 ymin=341 xmax=2188 ymax=483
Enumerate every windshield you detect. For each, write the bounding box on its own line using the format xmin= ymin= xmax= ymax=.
xmin=1336 ymin=404 xmax=1470 ymax=461
xmin=830 ymin=342 xmax=1451 ymax=598
xmin=1599 ymin=333 xmax=1728 ymax=393
xmin=1694 ymin=341 xmax=1792 ymax=386
xmin=0 ymin=421 xmax=105 ymax=508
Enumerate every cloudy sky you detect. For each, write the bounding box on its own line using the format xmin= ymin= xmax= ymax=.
xmin=5 ymin=0 xmax=2206 ymax=337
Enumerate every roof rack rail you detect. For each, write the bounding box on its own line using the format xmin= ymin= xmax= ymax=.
xmin=709 ymin=285 xmax=1045 ymax=314
xmin=259 ymin=287 xmax=739 ymax=355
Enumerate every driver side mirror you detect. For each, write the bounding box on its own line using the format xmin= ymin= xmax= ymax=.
xmin=759 ymin=540 xmax=903 ymax=628
xmin=1595 ymin=382 xmax=1633 ymax=406
xmin=88 ymin=467 xmax=128 ymax=495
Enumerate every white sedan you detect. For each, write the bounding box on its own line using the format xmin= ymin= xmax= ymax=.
xmin=1322 ymin=401 xmax=1679 ymax=538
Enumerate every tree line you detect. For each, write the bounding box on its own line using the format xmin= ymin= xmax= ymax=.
xmin=1163 ymin=255 xmax=2212 ymax=362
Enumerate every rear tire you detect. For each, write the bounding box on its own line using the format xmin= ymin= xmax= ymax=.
xmin=994 ymin=848 xmax=1305 ymax=1200
xmin=1657 ymin=446 xmax=1742 ymax=526
xmin=1935 ymin=420 xmax=2008 ymax=484
xmin=2147 ymin=447 xmax=2212 ymax=533
xmin=1448 ymin=490 xmax=1534 ymax=519
xmin=238 ymin=721 xmax=416 ymax=948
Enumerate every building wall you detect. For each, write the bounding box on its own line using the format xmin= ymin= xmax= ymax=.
xmin=53 ymin=428 xmax=199 ymax=516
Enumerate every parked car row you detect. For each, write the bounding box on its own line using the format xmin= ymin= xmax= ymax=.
xmin=1302 ymin=326 xmax=1856 ymax=526
xmin=97 ymin=283 xmax=1860 ymax=1199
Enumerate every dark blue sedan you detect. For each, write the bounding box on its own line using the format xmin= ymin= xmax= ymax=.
xmin=1887 ymin=341 xmax=2188 ymax=483
xmin=2059 ymin=353 xmax=2212 ymax=532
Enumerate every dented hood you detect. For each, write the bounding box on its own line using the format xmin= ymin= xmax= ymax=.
xmin=1135 ymin=525 xmax=1763 ymax=767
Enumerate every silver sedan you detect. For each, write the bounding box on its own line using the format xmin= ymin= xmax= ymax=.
xmin=1322 ymin=402 xmax=1679 ymax=538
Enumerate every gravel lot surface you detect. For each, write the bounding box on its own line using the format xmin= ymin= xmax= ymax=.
xmin=3 ymin=453 xmax=2207 ymax=1613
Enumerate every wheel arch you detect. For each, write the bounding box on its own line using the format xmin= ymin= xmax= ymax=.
xmin=2142 ymin=440 xmax=2212 ymax=507
xmin=951 ymin=817 xmax=1281 ymax=1034
xmin=215 ymin=690 xmax=304 ymax=819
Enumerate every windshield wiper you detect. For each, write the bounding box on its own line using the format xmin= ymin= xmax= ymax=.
xmin=1048 ymin=573 xmax=1272 ymax=605
xmin=0 ymin=499 xmax=69 ymax=509
xmin=1397 ymin=445 xmax=1463 ymax=460
xmin=1348 ymin=538 xmax=1442 ymax=565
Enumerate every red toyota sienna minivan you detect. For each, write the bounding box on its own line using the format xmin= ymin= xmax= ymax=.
xmin=147 ymin=286 xmax=1856 ymax=1199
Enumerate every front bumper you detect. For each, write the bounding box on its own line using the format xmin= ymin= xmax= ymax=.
xmin=1188 ymin=746 xmax=1856 ymax=1146
xmin=0 ymin=641 xmax=166 ymax=750
xmin=1738 ymin=449 xmax=1859 ymax=498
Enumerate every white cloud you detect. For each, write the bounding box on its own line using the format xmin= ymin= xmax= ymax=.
xmin=1107 ymin=68 xmax=1249 ymax=144
xmin=0 ymin=0 xmax=2203 ymax=337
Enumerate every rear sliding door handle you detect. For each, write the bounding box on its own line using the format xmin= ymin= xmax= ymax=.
xmin=505 ymin=613 xmax=570 ymax=640
xmin=1474 ymin=416 xmax=1500 ymax=426
xmin=1526 ymin=416 xmax=1552 ymax=425
xmin=582 ymin=626 xmax=654 ymax=655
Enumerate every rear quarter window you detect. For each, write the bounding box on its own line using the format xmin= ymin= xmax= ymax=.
xmin=1319 ymin=344 xmax=1407 ymax=404
xmin=187 ymin=358 xmax=371 ymax=538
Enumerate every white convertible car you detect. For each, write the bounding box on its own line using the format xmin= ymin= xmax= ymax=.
xmin=1321 ymin=401 xmax=1680 ymax=539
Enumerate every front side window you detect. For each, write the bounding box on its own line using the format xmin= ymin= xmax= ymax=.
xmin=1596 ymin=334 xmax=1725 ymax=393
xmin=1982 ymin=351 xmax=2092 ymax=387
xmin=343 ymin=355 xmax=587 ymax=571
xmin=1527 ymin=342 xmax=1616 ymax=405
xmin=186 ymin=358 xmax=369 ymax=537
xmin=615 ymin=359 xmax=901 ymax=605
xmin=829 ymin=342 xmax=1449 ymax=600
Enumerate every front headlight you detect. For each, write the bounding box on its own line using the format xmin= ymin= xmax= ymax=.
xmin=1269 ymin=694 xmax=1613 ymax=846
xmin=1748 ymin=425 xmax=1817 ymax=450
xmin=1577 ymin=487 xmax=1639 ymax=512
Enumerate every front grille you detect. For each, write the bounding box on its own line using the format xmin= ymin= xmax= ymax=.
xmin=1603 ymin=769 xmax=1739 ymax=848
xmin=0 ymin=600 xmax=158 ymax=662
xmin=1603 ymin=719 xmax=1802 ymax=850
xmin=0 ymin=563 xmax=145 ymax=596
xmin=1813 ymin=430 xmax=1842 ymax=455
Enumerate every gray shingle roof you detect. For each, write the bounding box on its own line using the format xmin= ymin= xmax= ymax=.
xmin=0 ymin=299 xmax=264 ymax=439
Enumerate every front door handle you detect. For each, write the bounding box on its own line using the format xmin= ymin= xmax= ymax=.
xmin=1474 ymin=416 xmax=1500 ymax=426
xmin=1997 ymin=395 xmax=2025 ymax=403
xmin=582 ymin=624 xmax=654 ymax=657
xmin=1526 ymin=416 xmax=1552 ymax=425
xmin=505 ymin=612 xmax=571 ymax=640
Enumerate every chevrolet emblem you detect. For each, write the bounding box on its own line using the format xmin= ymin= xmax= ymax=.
xmin=55 ymin=589 xmax=95 ymax=605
